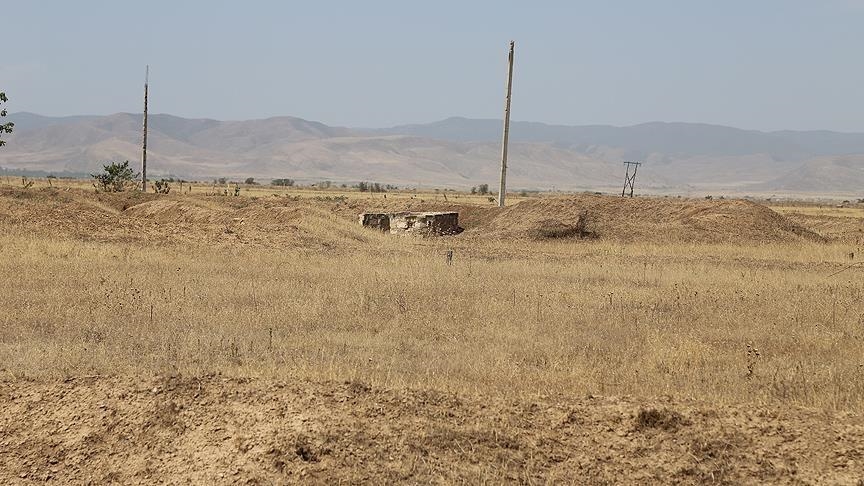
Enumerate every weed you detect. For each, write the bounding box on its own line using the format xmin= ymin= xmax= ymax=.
xmin=634 ymin=408 xmax=690 ymax=432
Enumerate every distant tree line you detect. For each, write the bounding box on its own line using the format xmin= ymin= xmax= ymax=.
xmin=211 ymin=177 xmax=257 ymax=185
xmin=471 ymin=184 xmax=490 ymax=195
xmin=355 ymin=181 xmax=395 ymax=193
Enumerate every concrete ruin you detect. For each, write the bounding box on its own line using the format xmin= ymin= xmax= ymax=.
xmin=359 ymin=211 xmax=460 ymax=236
xmin=360 ymin=213 xmax=390 ymax=232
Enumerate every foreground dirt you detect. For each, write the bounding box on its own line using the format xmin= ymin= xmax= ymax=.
xmin=1 ymin=376 xmax=862 ymax=484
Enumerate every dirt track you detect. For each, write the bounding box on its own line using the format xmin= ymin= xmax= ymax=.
xmin=1 ymin=376 xmax=862 ymax=485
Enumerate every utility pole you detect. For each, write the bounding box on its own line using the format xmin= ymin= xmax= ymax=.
xmin=141 ymin=65 xmax=149 ymax=192
xmin=498 ymin=40 xmax=515 ymax=208
xmin=621 ymin=161 xmax=641 ymax=197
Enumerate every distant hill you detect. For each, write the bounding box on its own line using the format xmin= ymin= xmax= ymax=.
xmin=2 ymin=112 xmax=864 ymax=196
xmin=746 ymin=155 xmax=864 ymax=194
xmin=380 ymin=117 xmax=864 ymax=160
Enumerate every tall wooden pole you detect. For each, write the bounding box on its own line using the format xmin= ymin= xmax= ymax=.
xmin=498 ymin=41 xmax=514 ymax=208
xmin=142 ymin=65 xmax=149 ymax=192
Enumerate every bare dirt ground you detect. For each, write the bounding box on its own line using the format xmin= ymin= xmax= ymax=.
xmin=2 ymin=375 xmax=863 ymax=485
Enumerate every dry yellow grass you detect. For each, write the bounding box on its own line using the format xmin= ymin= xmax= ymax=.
xmin=1 ymin=197 xmax=862 ymax=411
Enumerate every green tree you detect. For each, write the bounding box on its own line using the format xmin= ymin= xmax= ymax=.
xmin=91 ymin=161 xmax=138 ymax=192
xmin=477 ymin=183 xmax=489 ymax=195
xmin=0 ymin=92 xmax=13 ymax=147
xmin=244 ymin=177 xmax=257 ymax=185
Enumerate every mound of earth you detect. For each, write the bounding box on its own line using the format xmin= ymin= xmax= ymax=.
xmin=1 ymin=376 xmax=861 ymax=484
xmin=481 ymin=195 xmax=824 ymax=244
xmin=0 ymin=188 xmax=374 ymax=250
xmin=123 ymin=198 xmax=320 ymax=227
xmin=0 ymin=188 xmax=831 ymax=246
xmin=0 ymin=187 xmax=144 ymax=239
xmin=122 ymin=199 xmax=226 ymax=224
xmin=780 ymin=212 xmax=864 ymax=244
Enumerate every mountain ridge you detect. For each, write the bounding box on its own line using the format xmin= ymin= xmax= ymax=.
xmin=2 ymin=112 xmax=863 ymax=196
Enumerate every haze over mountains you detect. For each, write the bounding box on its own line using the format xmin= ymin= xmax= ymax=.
xmin=2 ymin=112 xmax=864 ymax=196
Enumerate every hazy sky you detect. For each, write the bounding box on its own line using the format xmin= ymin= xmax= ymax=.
xmin=3 ymin=1 xmax=863 ymax=131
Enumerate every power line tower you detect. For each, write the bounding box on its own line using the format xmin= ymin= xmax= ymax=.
xmin=141 ymin=65 xmax=149 ymax=192
xmin=621 ymin=161 xmax=641 ymax=197
xmin=497 ymin=40 xmax=515 ymax=208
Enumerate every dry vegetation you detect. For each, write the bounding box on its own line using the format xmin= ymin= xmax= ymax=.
xmin=3 ymin=223 xmax=863 ymax=408
xmin=1 ymin=183 xmax=863 ymax=483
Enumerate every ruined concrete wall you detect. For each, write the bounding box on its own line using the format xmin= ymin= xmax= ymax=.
xmin=425 ymin=212 xmax=459 ymax=235
xmin=391 ymin=212 xmax=459 ymax=236
xmin=360 ymin=211 xmax=459 ymax=236
xmin=359 ymin=213 xmax=390 ymax=232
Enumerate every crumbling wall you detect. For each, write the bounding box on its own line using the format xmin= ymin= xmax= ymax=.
xmin=359 ymin=213 xmax=390 ymax=232
xmin=424 ymin=212 xmax=459 ymax=235
xmin=360 ymin=211 xmax=459 ymax=236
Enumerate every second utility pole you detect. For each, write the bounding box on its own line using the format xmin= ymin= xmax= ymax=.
xmin=142 ymin=65 xmax=149 ymax=192
xmin=498 ymin=40 xmax=514 ymax=208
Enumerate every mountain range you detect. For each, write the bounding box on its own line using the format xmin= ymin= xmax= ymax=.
xmin=2 ymin=112 xmax=864 ymax=196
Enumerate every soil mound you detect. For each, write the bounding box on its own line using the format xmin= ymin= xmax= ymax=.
xmin=781 ymin=212 xmax=864 ymax=244
xmin=0 ymin=189 xmax=829 ymax=246
xmin=0 ymin=189 xmax=375 ymax=250
xmin=482 ymin=195 xmax=824 ymax=244
xmin=1 ymin=376 xmax=861 ymax=484
xmin=123 ymin=199 xmax=224 ymax=224
xmin=0 ymin=187 xmax=135 ymax=238
xmin=124 ymin=198 xmax=330 ymax=228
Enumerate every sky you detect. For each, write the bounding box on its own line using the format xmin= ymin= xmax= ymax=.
xmin=3 ymin=0 xmax=864 ymax=131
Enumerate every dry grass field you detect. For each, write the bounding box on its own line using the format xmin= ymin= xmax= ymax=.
xmin=1 ymin=182 xmax=863 ymax=483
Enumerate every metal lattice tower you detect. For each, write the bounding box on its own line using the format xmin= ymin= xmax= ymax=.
xmin=621 ymin=161 xmax=641 ymax=197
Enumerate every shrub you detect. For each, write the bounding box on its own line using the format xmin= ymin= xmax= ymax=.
xmin=154 ymin=179 xmax=171 ymax=194
xmin=91 ymin=161 xmax=138 ymax=192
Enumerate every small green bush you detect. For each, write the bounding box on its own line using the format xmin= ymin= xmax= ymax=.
xmin=91 ymin=161 xmax=138 ymax=192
